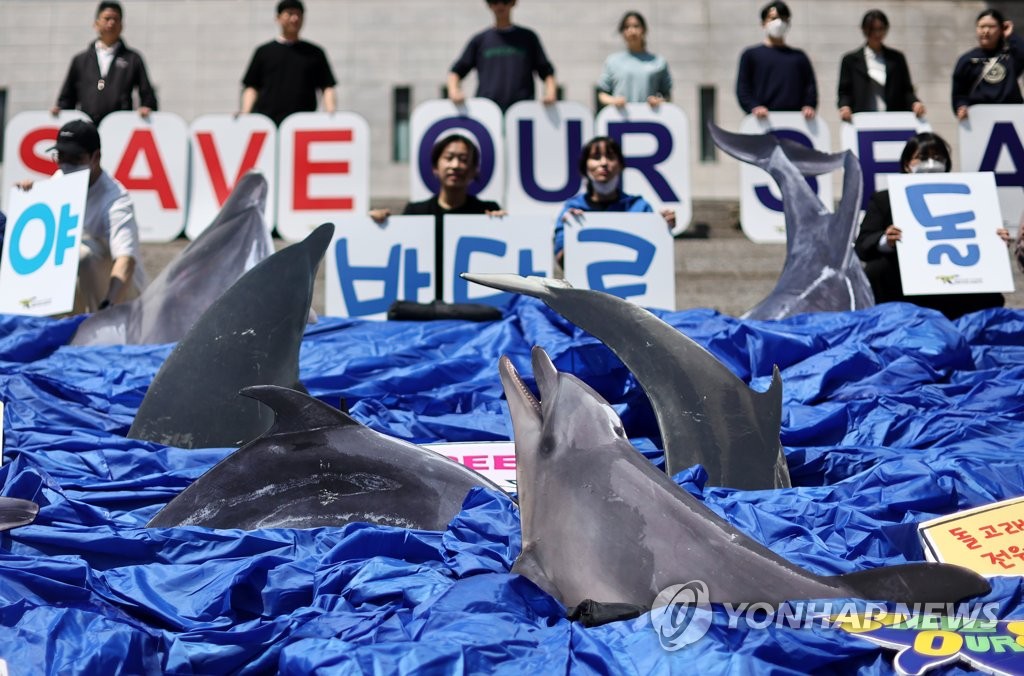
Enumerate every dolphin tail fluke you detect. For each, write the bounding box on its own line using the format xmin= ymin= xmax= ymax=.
xmin=0 ymin=497 xmax=39 ymax=531
xmin=836 ymin=562 xmax=991 ymax=604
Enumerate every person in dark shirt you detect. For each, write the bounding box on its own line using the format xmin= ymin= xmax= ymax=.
xmin=951 ymin=9 xmax=1024 ymax=120
xmin=240 ymin=0 xmax=336 ymax=126
xmin=855 ymin=132 xmax=1011 ymax=320
xmin=52 ymin=1 xmax=158 ymax=124
xmin=447 ymin=0 xmax=557 ymax=111
xmin=735 ymin=1 xmax=817 ymax=120
xmin=837 ymin=9 xmax=925 ymax=121
xmin=369 ymin=135 xmax=504 ymax=299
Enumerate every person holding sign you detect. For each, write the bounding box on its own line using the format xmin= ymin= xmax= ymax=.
xmin=735 ymin=1 xmax=817 ymax=120
xmin=553 ymin=136 xmax=675 ymax=264
xmin=239 ymin=0 xmax=337 ymax=125
xmin=854 ymin=132 xmax=1010 ymax=319
xmin=837 ymin=10 xmax=925 ymax=121
xmin=369 ymin=134 xmax=503 ymax=299
xmin=16 ymin=121 xmax=147 ymax=313
xmin=952 ymin=9 xmax=1024 ymax=120
xmin=51 ymin=1 xmax=158 ymax=124
xmin=596 ymin=11 xmax=672 ymax=108
xmin=447 ymin=0 xmax=557 ymax=111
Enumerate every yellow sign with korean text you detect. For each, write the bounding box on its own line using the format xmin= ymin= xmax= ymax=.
xmin=919 ymin=496 xmax=1024 ymax=576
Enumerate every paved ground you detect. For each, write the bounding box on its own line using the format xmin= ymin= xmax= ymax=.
xmin=139 ymin=199 xmax=1024 ymax=318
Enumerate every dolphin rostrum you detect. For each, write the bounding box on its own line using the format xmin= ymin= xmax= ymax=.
xmin=462 ymin=273 xmax=788 ymax=490
xmin=72 ymin=172 xmax=275 ymax=346
xmin=148 ymin=385 xmax=503 ymax=530
xmin=500 ymin=347 xmax=990 ymax=611
xmin=128 ymin=223 xmax=333 ymax=449
xmin=0 ymin=497 xmax=39 ymax=531
xmin=708 ymin=123 xmax=874 ymax=320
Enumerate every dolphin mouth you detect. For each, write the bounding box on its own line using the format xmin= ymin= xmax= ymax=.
xmin=499 ymin=355 xmax=541 ymax=417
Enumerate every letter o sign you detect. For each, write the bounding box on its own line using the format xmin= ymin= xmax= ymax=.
xmin=9 ymin=203 xmax=80 ymax=275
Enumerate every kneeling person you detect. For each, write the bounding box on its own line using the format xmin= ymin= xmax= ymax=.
xmin=49 ymin=120 xmax=147 ymax=312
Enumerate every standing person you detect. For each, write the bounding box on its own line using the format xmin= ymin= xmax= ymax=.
xmin=735 ymin=1 xmax=817 ymax=120
xmin=240 ymin=0 xmax=337 ymax=126
xmin=447 ymin=0 xmax=557 ymax=111
xmin=51 ymin=1 xmax=158 ymax=124
xmin=16 ymin=121 xmax=147 ymax=313
xmin=854 ymin=132 xmax=1010 ymax=320
xmin=597 ymin=11 xmax=672 ymax=108
xmin=554 ymin=136 xmax=675 ymax=265
xmin=951 ymin=9 xmax=1024 ymax=120
xmin=369 ymin=135 xmax=503 ymax=300
xmin=837 ymin=9 xmax=926 ymax=121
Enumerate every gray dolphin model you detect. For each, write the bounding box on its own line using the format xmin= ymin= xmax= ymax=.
xmin=0 ymin=497 xmax=39 ymax=531
xmin=500 ymin=347 xmax=990 ymax=610
xmin=463 ymin=273 xmax=788 ymax=490
xmin=148 ymin=385 xmax=502 ymax=530
xmin=72 ymin=173 xmax=276 ymax=346
xmin=128 ymin=223 xmax=333 ymax=449
xmin=709 ymin=123 xmax=874 ymax=320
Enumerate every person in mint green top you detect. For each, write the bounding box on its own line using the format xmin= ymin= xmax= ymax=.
xmin=597 ymin=11 xmax=672 ymax=107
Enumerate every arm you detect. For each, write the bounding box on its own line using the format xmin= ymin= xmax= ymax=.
xmin=837 ymin=53 xmax=854 ymax=120
xmin=541 ymin=73 xmax=558 ymax=104
xmin=322 ymin=87 xmax=337 ymax=113
xmin=596 ymin=56 xmax=625 ymax=107
xmin=134 ymin=52 xmax=158 ymax=114
xmin=951 ymin=54 xmax=972 ymax=117
xmin=240 ymin=87 xmax=258 ymax=114
xmin=446 ymin=72 xmax=466 ymax=104
xmin=104 ymin=255 xmax=136 ymax=305
xmin=735 ymin=49 xmax=762 ymax=115
xmin=55 ymin=57 xmax=80 ymax=113
xmin=854 ymin=191 xmax=893 ymax=261
xmin=801 ymin=52 xmax=818 ymax=119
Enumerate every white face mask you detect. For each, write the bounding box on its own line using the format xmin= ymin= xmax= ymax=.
xmin=911 ymin=159 xmax=946 ymax=174
xmin=58 ymin=162 xmax=90 ymax=175
xmin=765 ymin=17 xmax=789 ymax=39
xmin=590 ymin=173 xmax=621 ymax=197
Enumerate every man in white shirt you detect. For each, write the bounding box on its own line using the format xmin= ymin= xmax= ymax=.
xmin=32 ymin=120 xmax=148 ymax=313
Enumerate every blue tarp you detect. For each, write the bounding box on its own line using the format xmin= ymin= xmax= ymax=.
xmin=1 ymin=298 xmax=1023 ymax=674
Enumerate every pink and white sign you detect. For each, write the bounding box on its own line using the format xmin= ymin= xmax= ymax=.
xmin=98 ymin=111 xmax=189 ymax=243
xmin=186 ymin=114 xmax=277 ymax=239
xmin=277 ymin=112 xmax=370 ymax=242
xmin=423 ymin=441 xmax=517 ymax=494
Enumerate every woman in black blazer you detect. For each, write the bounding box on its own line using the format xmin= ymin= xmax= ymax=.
xmin=837 ymin=10 xmax=925 ymax=121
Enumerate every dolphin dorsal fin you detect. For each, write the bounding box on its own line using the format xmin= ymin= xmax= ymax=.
xmin=241 ymin=385 xmax=359 ymax=436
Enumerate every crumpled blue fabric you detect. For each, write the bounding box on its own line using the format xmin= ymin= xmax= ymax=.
xmin=0 ymin=299 xmax=1023 ymax=674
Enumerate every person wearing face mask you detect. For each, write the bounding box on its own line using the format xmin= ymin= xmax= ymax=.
xmin=597 ymin=11 xmax=672 ymax=108
xmin=16 ymin=120 xmax=147 ymax=313
xmin=553 ymin=136 xmax=675 ymax=265
xmin=855 ymin=132 xmax=1010 ymax=319
xmin=952 ymin=9 xmax=1024 ymax=120
xmin=735 ymin=1 xmax=817 ymax=120
xmin=837 ymin=9 xmax=925 ymax=122
xmin=369 ymin=134 xmax=503 ymax=300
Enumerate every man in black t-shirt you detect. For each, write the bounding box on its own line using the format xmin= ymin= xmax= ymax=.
xmin=240 ymin=0 xmax=336 ymax=125
xmin=447 ymin=0 xmax=557 ymax=111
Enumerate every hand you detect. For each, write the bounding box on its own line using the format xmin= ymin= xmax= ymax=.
xmin=368 ymin=208 xmax=391 ymax=224
xmin=839 ymin=106 xmax=853 ymax=122
xmin=912 ymin=101 xmax=926 ymax=118
xmin=484 ymin=209 xmax=506 ymax=218
xmin=49 ymin=106 xmax=61 ymax=117
xmin=801 ymin=106 xmax=816 ymax=120
xmin=885 ymin=225 xmax=902 ymax=247
xmin=997 ymin=227 xmax=1011 ymax=244
xmin=15 ymin=180 xmax=35 ymax=191
xmin=659 ymin=208 xmax=676 ymax=229
xmin=610 ymin=95 xmax=627 ymax=107
xmin=541 ymin=92 xmax=557 ymax=105
xmin=957 ymin=106 xmax=969 ymax=121
xmin=138 ymin=106 xmax=152 ymax=118
xmin=752 ymin=106 xmax=770 ymax=119
xmin=646 ymin=95 xmax=664 ymax=108
xmin=563 ymin=208 xmax=585 ymax=221
xmin=449 ymin=89 xmax=466 ymax=105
